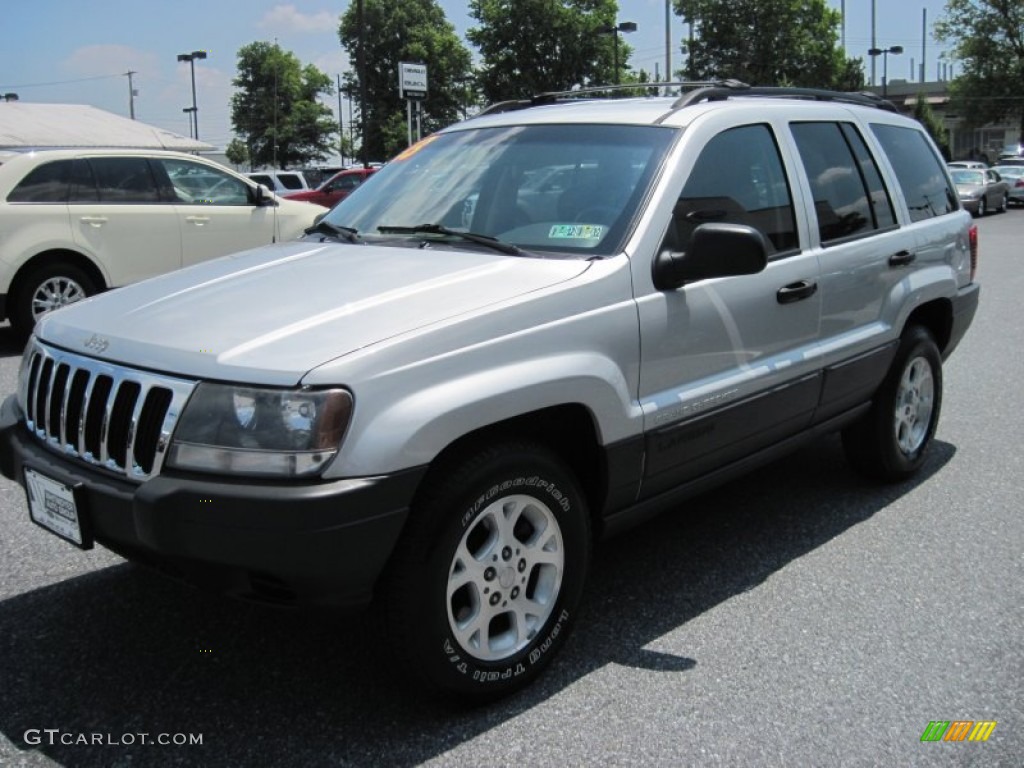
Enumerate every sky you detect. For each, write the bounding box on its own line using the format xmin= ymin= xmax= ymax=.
xmin=1 ymin=0 xmax=957 ymax=157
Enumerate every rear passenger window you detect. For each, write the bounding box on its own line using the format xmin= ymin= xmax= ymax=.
xmin=7 ymin=160 xmax=73 ymax=203
xmin=871 ymin=123 xmax=957 ymax=222
xmin=88 ymin=158 xmax=161 ymax=203
xmin=670 ymin=124 xmax=798 ymax=256
xmin=791 ymin=122 xmax=894 ymax=244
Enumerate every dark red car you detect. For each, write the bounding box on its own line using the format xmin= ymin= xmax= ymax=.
xmin=283 ymin=167 xmax=376 ymax=208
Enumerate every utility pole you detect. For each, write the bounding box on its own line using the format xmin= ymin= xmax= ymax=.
xmin=337 ymin=74 xmax=345 ymax=166
xmin=125 ymin=71 xmax=137 ymax=119
xmin=921 ymin=8 xmax=927 ymax=83
xmin=664 ymin=0 xmax=671 ymax=86
xmin=871 ymin=0 xmax=877 ymax=86
xmin=358 ymin=0 xmax=368 ymax=167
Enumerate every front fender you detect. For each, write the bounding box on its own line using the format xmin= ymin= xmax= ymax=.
xmin=324 ymin=352 xmax=641 ymax=478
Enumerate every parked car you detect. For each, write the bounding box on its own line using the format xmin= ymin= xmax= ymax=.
xmin=991 ymin=165 xmax=1024 ymax=204
xmin=0 ymin=149 xmax=322 ymax=335
xmin=282 ymin=167 xmax=376 ymax=208
xmin=947 ymin=160 xmax=988 ymax=169
xmin=0 ymin=84 xmax=979 ymax=703
xmin=245 ymin=170 xmax=310 ymax=193
xmin=949 ymin=167 xmax=1010 ymax=216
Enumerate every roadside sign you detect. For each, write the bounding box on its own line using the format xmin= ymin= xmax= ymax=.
xmin=399 ymin=62 xmax=427 ymax=100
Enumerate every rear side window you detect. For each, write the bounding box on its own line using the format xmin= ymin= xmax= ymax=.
xmin=670 ymin=124 xmax=798 ymax=256
xmin=7 ymin=160 xmax=73 ymax=203
xmin=249 ymin=174 xmax=273 ymax=187
xmin=871 ymin=124 xmax=957 ymax=222
xmin=88 ymin=157 xmax=161 ymax=203
xmin=277 ymin=173 xmax=305 ymax=190
xmin=791 ymin=122 xmax=896 ymax=244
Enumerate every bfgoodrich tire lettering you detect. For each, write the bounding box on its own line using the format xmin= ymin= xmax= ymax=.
xmin=842 ymin=326 xmax=943 ymax=481
xmin=380 ymin=442 xmax=590 ymax=702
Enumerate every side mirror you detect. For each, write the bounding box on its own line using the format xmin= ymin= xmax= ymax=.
xmin=253 ymin=183 xmax=276 ymax=206
xmin=653 ymin=222 xmax=769 ymax=291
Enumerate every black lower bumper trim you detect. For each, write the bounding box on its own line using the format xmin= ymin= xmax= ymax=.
xmin=0 ymin=395 xmax=424 ymax=607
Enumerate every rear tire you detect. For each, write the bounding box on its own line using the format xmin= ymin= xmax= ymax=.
xmin=976 ymin=197 xmax=987 ymax=217
xmin=843 ymin=326 xmax=942 ymax=482
xmin=10 ymin=262 xmax=97 ymax=338
xmin=999 ymin=193 xmax=1009 ymax=213
xmin=379 ymin=441 xmax=590 ymax=703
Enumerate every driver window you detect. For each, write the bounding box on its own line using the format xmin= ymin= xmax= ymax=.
xmin=158 ymin=159 xmax=250 ymax=206
xmin=668 ymin=124 xmax=798 ymax=256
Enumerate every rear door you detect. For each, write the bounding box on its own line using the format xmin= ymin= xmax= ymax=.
xmin=635 ymin=120 xmax=823 ymax=496
xmin=783 ymin=117 xmax=917 ymax=422
xmin=69 ymin=156 xmax=182 ymax=287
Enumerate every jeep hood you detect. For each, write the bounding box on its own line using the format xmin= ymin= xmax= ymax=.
xmin=37 ymin=241 xmax=591 ymax=385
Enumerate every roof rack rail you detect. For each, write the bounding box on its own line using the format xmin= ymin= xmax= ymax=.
xmin=475 ymin=80 xmax=720 ymax=117
xmin=670 ymin=81 xmax=898 ymax=112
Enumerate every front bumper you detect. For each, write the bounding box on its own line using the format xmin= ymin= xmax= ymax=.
xmin=0 ymin=395 xmax=422 ymax=608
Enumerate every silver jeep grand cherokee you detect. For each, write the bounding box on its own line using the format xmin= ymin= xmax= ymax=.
xmin=0 ymin=83 xmax=979 ymax=702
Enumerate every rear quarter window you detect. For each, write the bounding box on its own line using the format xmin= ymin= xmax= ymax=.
xmin=871 ymin=124 xmax=957 ymax=222
xmin=6 ymin=160 xmax=73 ymax=203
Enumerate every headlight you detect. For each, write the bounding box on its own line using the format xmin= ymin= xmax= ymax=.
xmin=167 ymin=383 xmax=353 ymax=477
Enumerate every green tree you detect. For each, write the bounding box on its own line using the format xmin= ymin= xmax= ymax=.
xmin=935 ymin=0 xmax=1024 ymax=145
xmin=339 ymin=0 xmax=473 ymax=162
xmin=229 ymin=42 xmax=337 ymax=169
xmin=224 ymin=137 xmax=250 ymax=168
xmin=467 ymin=0 xmax=628 ymax=102
xmin=674 ymin=0 xmax=863 ymax=89
xmin=913 ymin=92 xmax=951 ymax=159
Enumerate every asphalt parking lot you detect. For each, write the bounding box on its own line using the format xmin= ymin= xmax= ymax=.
xmin=0 ymin=210 xmax=1021 ymax=767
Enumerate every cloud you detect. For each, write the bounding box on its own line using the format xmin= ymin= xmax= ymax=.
xmin=258 ymin=4 xmax=337 ymax=34
xmin=62 ymin=45 xmax=160 ymax=78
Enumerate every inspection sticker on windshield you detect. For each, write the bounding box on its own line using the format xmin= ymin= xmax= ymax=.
xmin=548 ymin=224 xmax=604 ymax=239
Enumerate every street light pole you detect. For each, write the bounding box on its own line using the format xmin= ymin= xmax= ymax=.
xmin=599 ymin=21 xmax=637 ymax=85
xmin=868 ymin=45 xmax=903 ymax=98
xmin=176 ymin=50 xmax=207 ymax=141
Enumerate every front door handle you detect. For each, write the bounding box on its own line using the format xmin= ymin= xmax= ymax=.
xmin=888 ymin=250 xmax=916 ymax=267
xmin=185 ymin=216 xmax=211 ymax=226
xmin=776 ymin=279 xmax=818 ymax=304
xmin=79 ymin=216 xmax=108 ymax=227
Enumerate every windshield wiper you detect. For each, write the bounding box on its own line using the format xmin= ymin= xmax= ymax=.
xmin=305 ymin=219 xmax=361 ymax=243
xmin=377 ymin=223 xmax=521 ymax=255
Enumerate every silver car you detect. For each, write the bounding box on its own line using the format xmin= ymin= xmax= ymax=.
xmin=991 ymin=165 xmax=1024 ymax=205
xmin=950 ymin=167 xmax=1010 ymax=216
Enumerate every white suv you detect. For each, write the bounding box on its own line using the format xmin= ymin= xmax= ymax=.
xmin=0 ymin=84 xmax=979 ymax=702
xmin=0 ymin=149 xmax=321 ymax=335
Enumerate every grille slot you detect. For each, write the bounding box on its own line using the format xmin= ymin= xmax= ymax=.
xmin=18 ymin=339 xmax=196 ymax=482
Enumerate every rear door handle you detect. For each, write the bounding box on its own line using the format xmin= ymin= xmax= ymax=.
xmin=776 ymin=279 xmax=818 ymax=304
xmin=79 ymin=216 xmax=108 ymax=227
xmin=888 ymin=250 xmax=916 ymax=267
xmin=185 ymin=216 xmax=211 ymax=226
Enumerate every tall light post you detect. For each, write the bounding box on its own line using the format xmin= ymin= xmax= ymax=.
xmin=182 ymin=107 xmax=196 ymax=139
xmin=598 ymin=21 xmax=637 ymax=85
xmin=177 ymin=50 xmax=207 ymax=140
xmin=868 ymin=45 xmax=903 ymax=98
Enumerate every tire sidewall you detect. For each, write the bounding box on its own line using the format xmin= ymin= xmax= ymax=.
xmin=408 ymin=448 xmax=590 ymax=699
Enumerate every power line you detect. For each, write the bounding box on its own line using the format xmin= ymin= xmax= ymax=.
xmin=0 ymin=73 xmax=126 ymax=89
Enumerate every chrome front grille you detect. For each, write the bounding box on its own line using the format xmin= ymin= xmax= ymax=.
xmin=18 ymin=339 xmax=196 ymax=482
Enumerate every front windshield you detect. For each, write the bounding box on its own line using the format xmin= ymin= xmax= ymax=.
xmin=322 ymin=123 xmax=676 ymax=257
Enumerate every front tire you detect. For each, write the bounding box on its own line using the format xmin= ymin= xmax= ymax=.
xmin=380 ymin=442 xmax=590 ymax=703
xmin=843 ymin=326 xmax=943 ymax=482
xmin=976 ymin=197 xmax=987 ymax=217
xmin=999 ymin=193 xmax=1009 ymax=213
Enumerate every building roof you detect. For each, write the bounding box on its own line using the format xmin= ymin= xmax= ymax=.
xmin=0 ymin=102 xmax=212 ymax=152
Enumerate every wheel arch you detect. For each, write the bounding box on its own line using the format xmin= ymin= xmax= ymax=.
xmin=903 ymin=298 xmax=953 ymax=357
xmin=414 ymin=404 xmax=610 ymax=532
xmin=8 ymin=249 xmax=108 ymax=309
